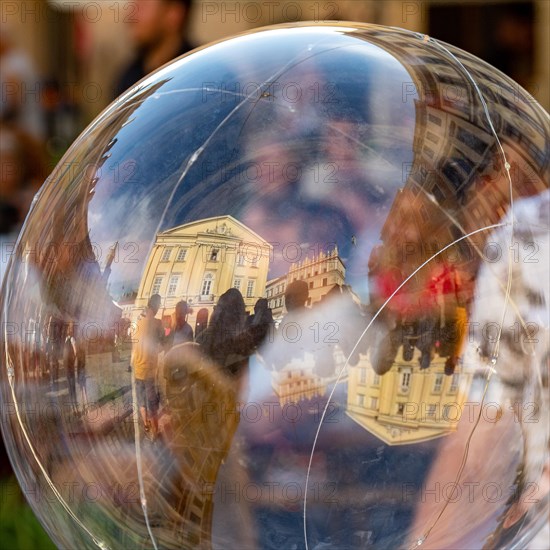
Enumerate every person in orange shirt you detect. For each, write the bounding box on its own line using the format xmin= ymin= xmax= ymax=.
xmin=132 ymin=294 xmax=165 ymax=440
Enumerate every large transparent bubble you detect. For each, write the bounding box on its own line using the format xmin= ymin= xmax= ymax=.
xmin=1 ymin=22 xmax=549 ymax=550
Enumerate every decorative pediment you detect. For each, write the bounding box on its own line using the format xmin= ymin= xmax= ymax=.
xmin=158 ymin=215 xmax=271 ymax=248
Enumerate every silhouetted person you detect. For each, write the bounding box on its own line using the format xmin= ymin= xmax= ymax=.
xmin=63 ymin=321 xmax=78 ymax=414
xmin=114 ymin=0 xmax=194 ymax=98
xmin=46 ymin=318 xmax=62 ymax=390
xmin=197 ymin=288 xmax=258 ymax=378
xmin=171 ymin=300 xmax=194 ymax=346
xmin=246 ymin=298 xmax=274 ymax=344
xmin=284 ymin=280 xmax=309 ymax=312
xmin=265 ymin=280 xmax=310 ymax=371
xmin=75 ymin=327 xmax=88 ymax=411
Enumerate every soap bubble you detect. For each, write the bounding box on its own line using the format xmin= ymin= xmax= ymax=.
xmin=1 ymin=22 xmax=548 ymax=550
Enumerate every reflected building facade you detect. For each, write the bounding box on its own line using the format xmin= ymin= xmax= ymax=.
xmin=362 ymin=28 xmax=547 ymax=269
xmin=351 ymin=28 xmax=547 ymax=449
xmin=347 ymin=350 xmax=474 ymax=445
xmin=134 ymin=216 xmax=272 ymax=332
xmin=6 ymin=84 xmax=167 ymax=373
xmin=265 ymin=246 xmax=345 ymax=320
xmin=271 ymin=366 xmax=327 ymax=406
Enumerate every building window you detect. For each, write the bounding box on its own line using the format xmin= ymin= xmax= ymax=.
xmin=426 ymin=130 xmax=439 ymax=144
xmin=357 ymin=394 xmax=365 ymax=406
xmin=233 ymin=278 xmax=242 ymax=291
xmin=168 ymin=275 xmax=179 ymax=296
xmin=432 ymin=183 xmax=446 ymax=202
xmin=309 ymin=281 xmax=314 ymax=289
xmin=419 ymin=205 xmax=430 ymax=223
xmin=190 ymin=512 xmax=201 ymax=525
xmin=373 ymin=374 xmax=380 ymax=386
xmin=322 ymin=277 xmax=328 ymax=286
xmin=456 ymin=127 xmax=487 ymax=156
xmin=201 ymin=273 xmax=213 ymax=296
xmin=449 ymin=374 xmax=459 ymax=392
xmin=210 ymin=248 xmax=219 ymax=261
xmin=359 ymin=368 xmax=367 ymax=384
xmin=370 ymin=397 xmax=378 ymax=410
xmin=237 ymin=254 xmax=245 ymax=266
xmin=433 ymin=374 xmax=444 ymax=393
xmin=427 ymin=404 xmax=437 ymax=417
xmin=161 ymin=248 xmax=172 ymax=262
xmin=151 ymin=276 xmax=163 ymax=295
xmin=401 ymin=370 xmax=411 ymax=391
xmin=246 ymin=280 xmax=255 ymax=298
xmin=176 ymin=248 xmax=187 ymax=262
xmin=251 ymin=257 xmax=258 ymax=267
xmin=443 ymin=162 xmax=464 ymax=190
xmin=443 ymin=404 xmax=458 ymax=421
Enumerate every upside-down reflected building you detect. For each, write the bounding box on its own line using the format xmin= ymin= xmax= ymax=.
xmin=348 ymin=28 xmax=548 ymax=446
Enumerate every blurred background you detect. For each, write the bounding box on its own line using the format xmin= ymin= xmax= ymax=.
xmin=1 ymin=0 xmax=548 ymax=547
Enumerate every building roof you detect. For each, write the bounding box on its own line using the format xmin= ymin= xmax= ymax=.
xmin=158 ymin=215 xmax=272 ymax=248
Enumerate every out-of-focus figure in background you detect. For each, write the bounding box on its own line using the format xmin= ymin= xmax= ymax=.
xmin=0 ymin=25 xmax=45 ymax=141
xmin=0 ymin=124 xmax=47 ymax=236
xmin=170 ymin=300 xmax=194 ymax=347
xmin=113 ymin=0 xmax=194 ymax=98
xmin=0 ymin=24 xmax=47 ymax=240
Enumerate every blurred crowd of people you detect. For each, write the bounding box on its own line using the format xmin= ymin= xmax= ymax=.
xmin=132 ymin=287 xmax=273 ymax=441
xmin=1 ymin=0 xmax=196 ymax=239
xmin=1 ymin=28 xmax=48 ymax=236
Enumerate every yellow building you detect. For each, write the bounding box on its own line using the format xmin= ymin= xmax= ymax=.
xmin=271 ymin=366 xmax=327 ymax=406
xmin=365 ymin=27 xmax=548 ymax=275
xmin=347 ymin=348 xmax=473 ymax=445
xmin=134 ymin=215 xmax=272 ymax=333
xmin=265 ymin=247 xmax=346 ymax=320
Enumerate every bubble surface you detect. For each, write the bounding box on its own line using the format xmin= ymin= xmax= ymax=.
xmin=1 ymin=22 xmax=549 ymax=550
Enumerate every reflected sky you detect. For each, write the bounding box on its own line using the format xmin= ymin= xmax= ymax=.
xmin=86 ymin=29 xmax=417 ymax=300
